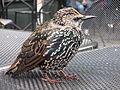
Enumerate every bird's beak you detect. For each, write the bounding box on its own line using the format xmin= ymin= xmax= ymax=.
xmin=82 ymin=15 xmax=96 ymax=20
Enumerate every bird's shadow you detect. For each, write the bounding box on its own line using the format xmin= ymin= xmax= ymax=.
xmin=5 ymin=69 xmax=62 ymax=80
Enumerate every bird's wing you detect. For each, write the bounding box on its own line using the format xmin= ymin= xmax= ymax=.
xmin=42 ymin=27 xmax=82 ymax=61
xmin=7 ymin=24 xmax=55 ymax=74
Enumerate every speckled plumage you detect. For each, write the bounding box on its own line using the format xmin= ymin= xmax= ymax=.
xmin=6 ymin=7 xmax=95 ymax=83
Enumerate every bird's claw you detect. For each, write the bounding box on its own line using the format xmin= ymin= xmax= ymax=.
xmin=41 ymin=78 xmax=64 ymax=83
xmin=60 ymin=70 xmax=77 ymax=79
xmin=42 ymin=73 xmax=64 ymax=83
xmin=63 ymin=74 xmax=77 ymax=79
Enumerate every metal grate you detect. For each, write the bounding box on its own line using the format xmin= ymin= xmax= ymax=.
xmin=0 ymin=29 xmax=31 ymax=66
xmin=1 ymin=29 xmax=120 ymax=89
xmin=82 ymin=0 xmax=120 ymax=47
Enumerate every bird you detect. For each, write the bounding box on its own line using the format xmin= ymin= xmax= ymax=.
xmin=6 ymin=7 xmax=96 ymax=83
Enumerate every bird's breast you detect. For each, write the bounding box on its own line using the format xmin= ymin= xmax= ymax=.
xmin=39 ymin=28 xmax=83 ymax=71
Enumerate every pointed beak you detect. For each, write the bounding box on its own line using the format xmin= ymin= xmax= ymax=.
xmin=82 ymin=15 xmax=96 ymax=20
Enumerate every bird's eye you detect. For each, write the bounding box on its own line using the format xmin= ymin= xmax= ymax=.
xmin=73 ymin=17 xmax=81 ymax=22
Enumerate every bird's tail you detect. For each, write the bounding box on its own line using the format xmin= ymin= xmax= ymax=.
xmin=5 ymin=60 xmax=20 ymax=75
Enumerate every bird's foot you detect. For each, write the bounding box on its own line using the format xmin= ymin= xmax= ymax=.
xmin=42 ymin=73 xmax=64 ymax=83
xmin=59 ymin=70 xmax=77 ymax=79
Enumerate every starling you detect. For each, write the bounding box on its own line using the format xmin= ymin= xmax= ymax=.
xmin=6 ymin=7 xmax=96 ymax=83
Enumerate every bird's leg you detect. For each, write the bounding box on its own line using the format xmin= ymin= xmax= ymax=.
xmin=59 ymin=70 xmax=77 ymax=79
xmin=41 ymin=73 xmax=64 ymax=83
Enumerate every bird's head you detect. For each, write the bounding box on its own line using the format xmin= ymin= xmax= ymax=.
xmin=52 ymin=7 xmax=96 ymax=28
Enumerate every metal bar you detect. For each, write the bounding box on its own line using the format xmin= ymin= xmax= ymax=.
xmin=4 ymin=1 xmax=14 ymax=18
xmin=21 ymin=0 xmax=37 ymax=31
xmin=21 ymin=0 xmax=33 ymax=10
xmin=23 ymin=23 xmax=32 ymax=31
xmin=39 ymin=0 xmax=54 ymax=25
